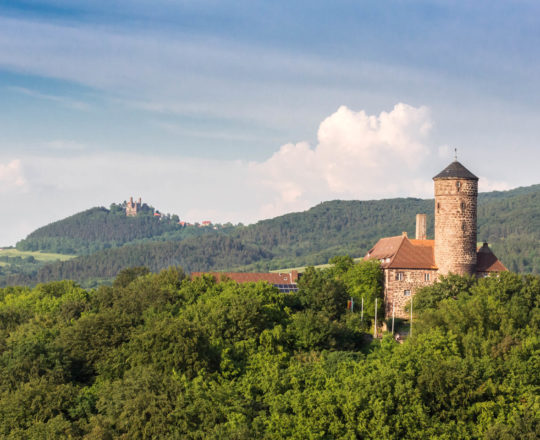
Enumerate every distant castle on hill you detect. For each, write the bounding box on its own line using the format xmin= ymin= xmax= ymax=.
xmin=125 ymin=197 xmax=142 ymax=217
xmin=364 ymin=159 xmax=507 ymax=318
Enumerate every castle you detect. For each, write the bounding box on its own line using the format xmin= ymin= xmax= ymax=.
xmin=125 ymin=197 xmax=142 ymax=217
xmin=365 ymin=160 xmax=507 ymax=318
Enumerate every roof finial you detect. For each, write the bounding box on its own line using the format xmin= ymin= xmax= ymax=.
xmin=454 ymin=147 xmax=458 ymax=161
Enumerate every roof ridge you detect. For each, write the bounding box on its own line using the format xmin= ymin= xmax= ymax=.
xmin=388 ymin=235 xmax=407 ymax=266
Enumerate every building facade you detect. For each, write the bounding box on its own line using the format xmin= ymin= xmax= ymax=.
xmin=365 ymin=160 xmax=507 ymax=318
xmin=126 ymin=197 xmax=142 ymax=217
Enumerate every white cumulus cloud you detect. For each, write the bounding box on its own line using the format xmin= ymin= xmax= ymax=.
xmin=251 ymin=103 xmax=434 ymax=217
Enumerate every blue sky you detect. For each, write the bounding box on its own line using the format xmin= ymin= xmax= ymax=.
xmin=0 ymin=1 xmax=539 ymax=245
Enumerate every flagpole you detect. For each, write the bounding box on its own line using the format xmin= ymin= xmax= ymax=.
xmin=391 ymin=298 xmax=395 ymax=334
xmin=410 ymin=297 xmax=413 ymax=338
xmin=374 ymin=298 xmax=378 ymax=339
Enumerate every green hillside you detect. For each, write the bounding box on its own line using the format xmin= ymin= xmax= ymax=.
xmin=15 ymin=203 xmax=223 ymax=255
xmin=3 ymin=184 xmax=539 ymax=287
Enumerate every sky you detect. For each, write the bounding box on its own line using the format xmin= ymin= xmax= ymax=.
xmin=0 ymin=1 xmax=539 ymax=246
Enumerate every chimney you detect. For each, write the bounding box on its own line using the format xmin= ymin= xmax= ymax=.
xmin=416 ymin=214 xmax=427 ymax=240
xmin=402 ymin=231 xmax=408 ymax=238
xmin=138 ymin=197 xmax=142 ymax=205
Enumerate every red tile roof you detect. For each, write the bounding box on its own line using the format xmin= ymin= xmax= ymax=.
xmin=365 ymin=236 xmax=404 ymax=261
xmin=476 ymin=243 xmax=508 ymax=272
xmin=191 ymin=271 xmax=299 ymax=284
xmin=365 ymin=235 xmax=437 ymax=270
xmin=366 ymin=235 xmax=506 ymax=272
xmin=389 ymin=238 xmax=437 ymax=269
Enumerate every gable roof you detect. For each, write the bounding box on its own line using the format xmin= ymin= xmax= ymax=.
xmin=433 ymin=160 xmax=478 ymax=181
xmin=365 ymin=235 xmax=404 ymax=260
xmin=390 ymin=238 xmax=437 ymax=269
xmin=476 ymin=243 xmax=508 ymax=272
xmin=365 ymin=235 xmax=437 ymax=270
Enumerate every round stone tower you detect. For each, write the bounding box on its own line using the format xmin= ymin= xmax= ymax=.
xmin=433 ymin=160 xmax=478 ymax=275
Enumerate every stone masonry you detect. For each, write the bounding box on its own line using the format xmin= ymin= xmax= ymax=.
xmin=365 ymin=160 xmax=506 ymax=319
xmin=384 ymin=268 xmax=438 ymax=317
xmin=434 ymin=173 xmax=478 ymax=275
xmin=126 ymin=197 xmax=142 ymax=217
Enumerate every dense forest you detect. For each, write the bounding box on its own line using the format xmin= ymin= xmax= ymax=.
xmin=6 ymin=236 xmax=271 ymax=287
xmin=16 ymin=203 xmax=225 ymax=255
xmin=0 ymin=262 xmax=537 ymax=438
xmin=3 ymin=184 xmax=538 ymax=287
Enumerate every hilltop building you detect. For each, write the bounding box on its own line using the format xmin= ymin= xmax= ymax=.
xmin=126 ymin=197 xmax=142 ymax=217
xmin=365 ymin=160 xmax=507 ymax=318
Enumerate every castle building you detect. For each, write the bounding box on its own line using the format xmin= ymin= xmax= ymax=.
xmin=126 ymin=197 xmax=142 ymax=217
xmin=365 ymin=160 xmax=507 ymax=318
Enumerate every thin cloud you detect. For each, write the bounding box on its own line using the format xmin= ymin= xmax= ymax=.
xmin=8 ymin=86 xmax=91 ymax=111
xmin=0 ymin=15 xmax=427 ymax=127
xmin=0 ymin=159 xmax=26 ymax=192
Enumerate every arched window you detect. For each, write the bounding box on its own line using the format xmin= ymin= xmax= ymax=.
xmin=456 ymin=181 xmax=461 ymax=191
xmin=461 ymin=201 xmax=465 ymax=212
xmin=437 ymin=202 xmax=440 ymax=213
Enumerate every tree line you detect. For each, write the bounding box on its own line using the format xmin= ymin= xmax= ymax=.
xmin=4 ymin=185 xmax=538 ymax=287
xmin=0 ymin=262 xmax=537 ymax=438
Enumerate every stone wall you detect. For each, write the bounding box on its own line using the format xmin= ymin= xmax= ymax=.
xmin=384 ymin=268 xmax=438 ymax=318
xmin=125 ymin=197 xmax=141 ymax=217
xmin=434 ymin=178 xmax=477 ymax=275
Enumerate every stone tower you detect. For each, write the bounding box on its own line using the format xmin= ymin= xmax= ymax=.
xmin=433 ymin=161 xmax=478 ymax=275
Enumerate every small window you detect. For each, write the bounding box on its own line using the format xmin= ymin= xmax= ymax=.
xmin=404 ymin=290 xmax=411 ymax=296
xmin=461 ymin=201 xmax=465 ymax=212
xmin=396 ymin=272 xmax=404 ymax=281
xmin=462 ymin=222 xmax=466 ymax=231
xmin=456 ymin=181 xmax=461 ymax=191
xmin=424 ymin=273 xmax=430 ymax=281
xmin=437 ymin=202 xmax=440 ymax=213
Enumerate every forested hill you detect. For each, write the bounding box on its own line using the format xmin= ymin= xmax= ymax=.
xmin=230 ymin=183 xmax=539 ymax=272
xmin=15 ymin=203 xmax=223 ymax=255
xmin=4 ymin=184 xmax=538 ymax=287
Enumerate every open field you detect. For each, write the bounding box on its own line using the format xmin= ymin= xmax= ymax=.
xmin=0 ymin=248 xmax=75 ymax=262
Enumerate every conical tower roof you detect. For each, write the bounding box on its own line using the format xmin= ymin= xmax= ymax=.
xmin=433 ymin=160 xmax=478 ymax=180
